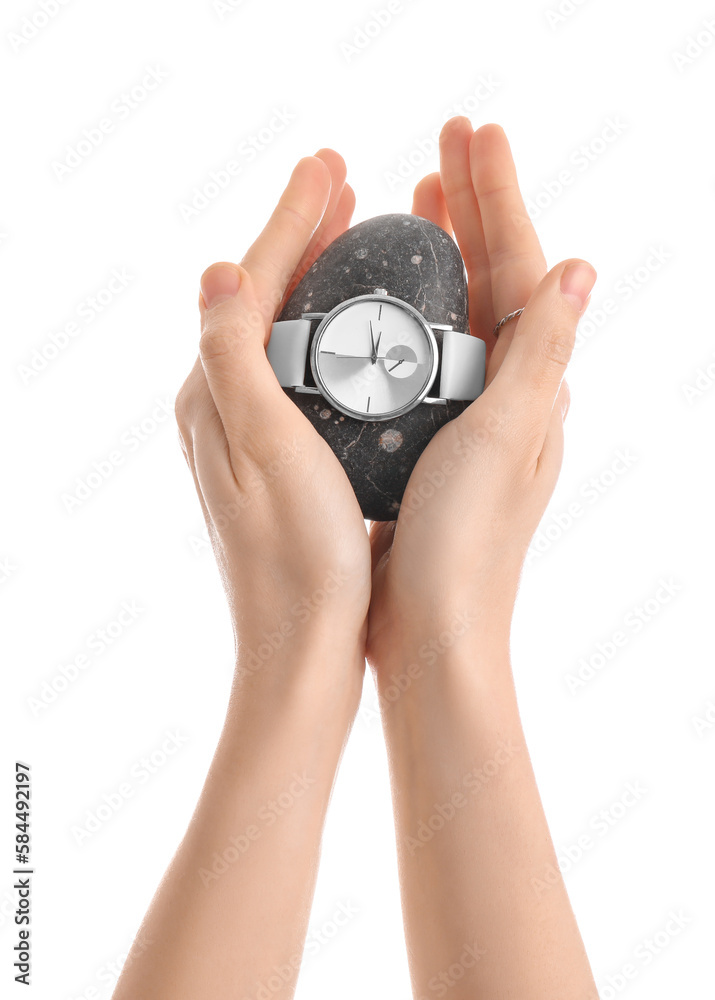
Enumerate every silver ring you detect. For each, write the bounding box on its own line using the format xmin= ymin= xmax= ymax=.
xmin=492 ymin=307 xmax=525 ymax=338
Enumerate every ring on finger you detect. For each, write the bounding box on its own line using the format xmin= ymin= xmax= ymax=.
xmin=492 ymin=307 xmax=525 ymax=338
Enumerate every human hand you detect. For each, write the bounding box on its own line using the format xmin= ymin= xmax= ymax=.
xmin=175 ymin=152 xmax=371 ymax=696
xmin=367 ymin=119 xmax=597 ymax=665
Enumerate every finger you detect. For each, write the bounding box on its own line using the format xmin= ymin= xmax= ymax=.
xmin=469 ymin=124 xmax=547 ymax=339
xmin=283 ymin=148 xmax=347 ymax=297
xmin=368 ymin=519 xmax=396 ymax=573
xmin=191 ymin=403 xmax=237 ymax=510
xmin=175 ymin=358 xmax=232 ymax=518
xmin=280 ymin=175 xmax=356 ymax=311
xmin=411 ymin=172 xmax=453 ymax=236
xmin=556 ymin=380 xmax=570 ymax=423
xmin=535 ymin=397 xmax=565 ymax=480
xmin=534 ymin=380 xmax=568 ymax=474
xmin=175 ymin=356 xmax=208 ymax=476
xmin=438 ymin=117 xmax=494 ymax=340
xmin=198 ymin=261 xmax=288 ymax=441
xmin=305 ymin=148 xmax=347 ymax=249
xmin=319 ymin=180 xmax=355 ymax=253
xmin=240 ymin=156 xmax=332 ymax=326
xmin=485 ymin=259 xmax=596 ymax=440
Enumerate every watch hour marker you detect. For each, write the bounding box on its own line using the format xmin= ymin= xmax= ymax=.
xmin=311 ymin=294 xmax=436 ymax=421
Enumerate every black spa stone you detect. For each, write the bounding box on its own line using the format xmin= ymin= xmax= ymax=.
xmin=275 ymin=213 xmax=471 ymax=521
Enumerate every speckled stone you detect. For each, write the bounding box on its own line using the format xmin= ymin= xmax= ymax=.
xmin=275 ymin=213 xmax=470 ymax=521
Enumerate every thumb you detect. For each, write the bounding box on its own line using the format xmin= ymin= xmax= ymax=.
xmin=486 ymin=258 xmax=596 ymax=439
xmin=198 ymin=261 xmax=284 ymax=438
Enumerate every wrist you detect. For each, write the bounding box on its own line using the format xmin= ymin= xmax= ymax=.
xmin=233 ymin=613 xmax=365 ymax=713
xmin=368 ymin=594 xmax=514 ymax=684
xmin=212 ymin=624 xmax=364 ymax=792
xmin=367 ymin=597 xmax=520 ymax=736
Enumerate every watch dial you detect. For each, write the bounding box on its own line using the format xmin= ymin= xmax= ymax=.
xmin=311 ymin=296 xmax=437 ymax=420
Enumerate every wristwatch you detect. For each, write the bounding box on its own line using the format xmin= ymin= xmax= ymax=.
xmin=266 ymin=290 xmax=485 ymax=422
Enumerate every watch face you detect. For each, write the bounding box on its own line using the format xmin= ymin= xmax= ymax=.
xmin=309 ymin=294 xmax=439 ymax=421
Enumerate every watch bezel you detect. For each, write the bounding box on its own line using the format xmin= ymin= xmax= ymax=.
xmin=309 ymin=293 xmax=439 ymax=422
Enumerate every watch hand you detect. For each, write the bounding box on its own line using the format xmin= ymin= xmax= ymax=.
xmin=387 ymin=359 xmax=405 ymax=372
xmin=325 ymin=353 xmax=391 ymax=360
xmin=369 ymin=320 xmax=376 ymax=363
xmin=375 ymin=330 xmax=382 ymax=357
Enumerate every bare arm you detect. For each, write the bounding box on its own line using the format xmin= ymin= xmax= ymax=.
xmin=112 ymin=633 xmax=362 ymax=1000
xmin=374 ymin=631 xmax=597 ymax=999
xmin=113 ymin=151 xmax=370 ymax=1000
xmin=367 ymin=118 xmax=598 ymax=998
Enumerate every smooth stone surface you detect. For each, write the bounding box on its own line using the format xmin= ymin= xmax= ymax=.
xmin=276 ymin=213 xmax=470 ymax=521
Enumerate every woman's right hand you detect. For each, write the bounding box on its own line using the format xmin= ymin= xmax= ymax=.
xmin=367 ymin=120 xmax=597 ymax=665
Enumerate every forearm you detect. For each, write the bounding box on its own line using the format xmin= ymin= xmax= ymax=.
xmin=376 ymin=618 xmax=597 ymax=1000
xmin=112 ymin=627 xmax=363 ymax=1000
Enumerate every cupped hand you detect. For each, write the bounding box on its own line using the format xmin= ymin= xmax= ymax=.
xmin=175 ymin=153 xmax=372 ymax=680
xmin=368 ymin=119 xmax=597 ymax=664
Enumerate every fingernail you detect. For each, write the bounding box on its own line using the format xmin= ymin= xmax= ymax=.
xmin=200 ymin=263 xmax=241 ymax=309
xmin=560 ymin=262 xmax=596 ymax=312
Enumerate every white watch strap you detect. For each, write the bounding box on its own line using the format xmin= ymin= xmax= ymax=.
xmin=267 ymin=318 xmax=486 ymax=401
xmin=437 ymin=330 xmax=486 ymax=401
xmin=266 ymin=319 xmax=312 ymax=387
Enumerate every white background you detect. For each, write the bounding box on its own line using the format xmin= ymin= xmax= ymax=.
xmin=2 ymin=0 xmax=715 ymax=997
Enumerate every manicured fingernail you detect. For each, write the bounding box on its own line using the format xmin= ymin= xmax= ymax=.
xmin=560 ymin=262 xmax=596 ymax=312
xmin=200 ymin=263 xmax=241 ymax=309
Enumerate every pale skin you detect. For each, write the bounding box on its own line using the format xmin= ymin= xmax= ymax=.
xmin=111 ymin=117 xmax=598 ymax=1000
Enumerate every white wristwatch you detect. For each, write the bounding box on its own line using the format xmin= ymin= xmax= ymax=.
xmin=267 ymin=291 xmax=485 ymax=422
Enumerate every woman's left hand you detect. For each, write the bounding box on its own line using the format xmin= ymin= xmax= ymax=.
xmin=175 ymin=152 xmax=371 ymax=696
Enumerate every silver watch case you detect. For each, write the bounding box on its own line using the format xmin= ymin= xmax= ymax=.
xmin=306 ymin=293 xmax=444 ymax=423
